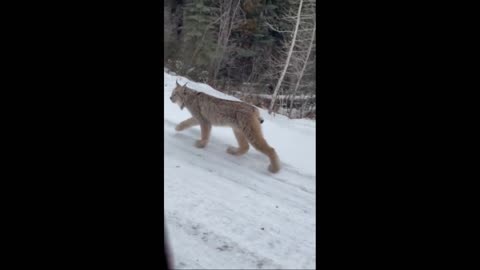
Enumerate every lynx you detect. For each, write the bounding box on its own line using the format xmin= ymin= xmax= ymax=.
xmin=170 ymin=80 xmax=281 ymax=173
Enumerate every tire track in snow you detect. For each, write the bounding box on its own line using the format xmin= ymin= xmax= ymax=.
xmin=165 ymin=125 xmax=316 ymax=269
xmin=165 ymin=119 xmax=315 ymax=197
xmin=167 ymin=213 xmax=284 ymax=270
xmin=166 ymin=130 xmax=315 ymax=213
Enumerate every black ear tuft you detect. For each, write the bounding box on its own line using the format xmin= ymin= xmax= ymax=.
xmin=181 ymin=83 xmax=188 ymax=94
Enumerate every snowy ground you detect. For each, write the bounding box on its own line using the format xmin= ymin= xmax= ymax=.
xmin=164 ymin=72 xmax=316 ymax=269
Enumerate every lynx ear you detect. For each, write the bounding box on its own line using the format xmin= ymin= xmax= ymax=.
xmin=182 ymin=83 xmax=188 ymax=94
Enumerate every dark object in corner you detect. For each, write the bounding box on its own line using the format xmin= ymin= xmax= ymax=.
xmin=164 ymin=239 xmax=172 ymax=269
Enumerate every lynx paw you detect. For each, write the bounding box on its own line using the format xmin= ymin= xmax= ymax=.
xmin=195 ymin=140 xmax=207 ymax=148
xmin=268 ymin=164 xmax=280 ymax=173
xmin=226 ymin=146 xmax=248 ymax=155
xmin=226 ymin=146 xmax=238 ymax=155
xmin=175 ymin=124 xmax=184 ymax=131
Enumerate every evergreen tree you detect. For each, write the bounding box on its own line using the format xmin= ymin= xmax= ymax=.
xmin=181 ymin=0 xmax=219 ymax=78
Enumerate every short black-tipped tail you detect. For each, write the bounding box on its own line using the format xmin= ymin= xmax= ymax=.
xmin=259 ymin=118 xmax=264 ymax=124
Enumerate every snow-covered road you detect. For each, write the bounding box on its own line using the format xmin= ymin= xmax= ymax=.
xmin=164 ymin=73 xmax=316 ymax=269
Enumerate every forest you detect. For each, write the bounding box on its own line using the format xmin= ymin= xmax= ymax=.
xmin=164 ymin=0 xmax=316 ymax=119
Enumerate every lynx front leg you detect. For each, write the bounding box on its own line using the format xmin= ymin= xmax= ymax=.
xmin=175 ymin=117 xmax=199 ymax=131
xmin=227 ymin=128 xmax=250 ymax=155
xmin=195 ymin=122 xmax=212 ymax=148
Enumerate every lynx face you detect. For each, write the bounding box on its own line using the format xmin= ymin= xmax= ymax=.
xmin=170 ymin=81 xmax=187 ymax=109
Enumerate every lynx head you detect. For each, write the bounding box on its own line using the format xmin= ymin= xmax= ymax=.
xmin=170 ymin=80 xmax=189 ymax=110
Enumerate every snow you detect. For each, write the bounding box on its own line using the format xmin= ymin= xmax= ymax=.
xmin=164 ymin=72 xmax=316 ymax=269
xmin=231 ymin=91 xmax=316 ymax=100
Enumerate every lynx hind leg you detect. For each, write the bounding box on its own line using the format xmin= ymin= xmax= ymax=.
xmin=227 ymin=128 xmax=250 ymax=155
xmin=175 ymin=117 xmax=199 ymax=131
xmin=243 ymin=118 xmax=281 ymax=173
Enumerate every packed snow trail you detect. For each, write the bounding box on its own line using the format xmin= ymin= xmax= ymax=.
xmin=164 ymin=73 xmax=316 ymax=269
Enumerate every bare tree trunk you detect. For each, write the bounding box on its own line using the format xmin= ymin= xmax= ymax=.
xmin=300 ymin=93 xmax=308 ymax=118
xmin=288 ymin=17 xmax=315 ymax=118
xmin=211 ymin=0 xmax=242 ymax=85
xmin=268 ymin=0 xmax=304 ymax=114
